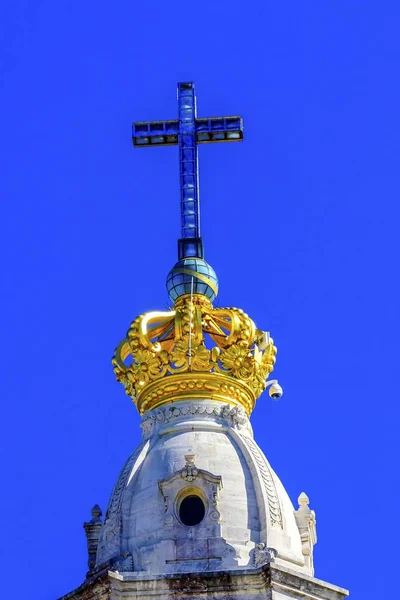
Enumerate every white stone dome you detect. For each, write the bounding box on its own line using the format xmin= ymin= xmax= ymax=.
xmin=96 ymin=399 xmax=311 ymax=576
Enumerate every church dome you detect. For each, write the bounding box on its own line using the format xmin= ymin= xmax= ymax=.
xmin=95 ymin=400 xmax=310 ymax=576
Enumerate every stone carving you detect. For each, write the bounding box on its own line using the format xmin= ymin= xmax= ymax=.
xmin=109 ymin=552 xmax=134 ymax=572
xmin=162 ymin=493 xmax=175 ymax=528
xmin=241 ymin=436 xmax=283 ymax=529
xmin=229 ymin=405 xmax=248 ymax=429
xmin=164 ymin=513 xmax=174 ymax=527
xmin=294 ymin=492 xmax=317 ymax=575
xmin=141 ymin=419 xmax=153 ymax=437
xmin=141 ymin=401 xmax=253 ymax=439
xmin=181 ymin=454 xmax=199 ymax=481
xmin=210 ymin=491 xmax=220 ymax=521
xmin=96 ymin=440 xmax=150 ymax=565
xmin=159 ymin=455 xmax=223 ymax=528
xmin=254 ymin=544 xmax=277 ymax=567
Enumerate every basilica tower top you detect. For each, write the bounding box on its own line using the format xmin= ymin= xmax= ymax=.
xmin=59 ymin=82 xmax=348 ymax=600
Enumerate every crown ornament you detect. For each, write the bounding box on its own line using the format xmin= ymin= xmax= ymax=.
xmin=113 ymin=82 xmax=281 ymax=415
xmin=113 ymin=294 xmax=277 ymax=415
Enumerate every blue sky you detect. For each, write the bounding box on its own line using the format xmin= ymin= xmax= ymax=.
xmin=0 ymin=1 xmax=398 ymax=598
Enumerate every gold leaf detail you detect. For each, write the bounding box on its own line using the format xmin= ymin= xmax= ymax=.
xmin=170 ymin=338 xmax=210 ymax=371
xmin=112 ymin=295 xmax=278 ymax=415
xmin=219 ymin=343 xmax=256 ymax=380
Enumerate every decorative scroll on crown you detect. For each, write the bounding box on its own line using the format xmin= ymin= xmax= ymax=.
xmin=112 ymin=294 xmax=277 ymax=415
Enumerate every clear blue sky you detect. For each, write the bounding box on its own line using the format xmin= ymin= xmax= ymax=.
xmin=0 ymin=2 xmax=397 ymax=599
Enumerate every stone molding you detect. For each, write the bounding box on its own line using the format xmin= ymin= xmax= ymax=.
xmin=158 ymin=454 xmax=223 ymax=529
xmin=141 ymin=400 xmax=253 ymax=439
xmin=58 ymin=562 xmax=349 ymax=600
xmin=238 ymin=434 xmax=283 ymax=529
xmin=96 ymin=440 xmax=150 ymax=566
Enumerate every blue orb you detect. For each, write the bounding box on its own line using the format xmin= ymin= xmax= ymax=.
xmin=166 ymin=258 xmax=218 ymax=302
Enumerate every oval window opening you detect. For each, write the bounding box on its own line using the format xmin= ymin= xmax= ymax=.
xmin=179 ymin=495 xmax=205 ymax=526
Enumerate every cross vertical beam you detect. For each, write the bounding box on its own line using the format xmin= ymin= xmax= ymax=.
xmin=178 ymin=83 xmax=202 ymax=259
xmin=131 ymin=82 xmax=243 ymax=260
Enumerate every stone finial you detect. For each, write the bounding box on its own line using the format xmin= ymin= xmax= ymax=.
xmin=83 ymin=504 xmax=103 ymax=572
xmin=294 ymin=492 xmax=317 ymax=575
xmin=298 ymin=492 xmax=309 ymax=507
xmin=184 ymin=453 xmax=195 ymax=464
xmin=91 ymin=504 xmax=102 ymax=521
xmin=182 ymin=454 xmax=198 ymax=482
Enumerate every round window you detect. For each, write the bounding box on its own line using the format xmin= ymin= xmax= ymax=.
xmin=179 ymin=495 xmax=205 ymax=526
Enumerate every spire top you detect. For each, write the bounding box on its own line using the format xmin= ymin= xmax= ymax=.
xmin=114 ymin=82 xmax=279 ymax=417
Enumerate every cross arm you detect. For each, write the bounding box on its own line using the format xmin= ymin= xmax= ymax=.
xmin=195 ymin=116 xmax=243 ymax=143
xmin=132 ymin=116 xmax=244 ymax=147
xmin=132 ymin=120 xmax=180 ymax=147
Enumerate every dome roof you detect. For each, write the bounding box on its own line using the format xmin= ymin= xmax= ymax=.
xmin=96 ymin=399 xmax=310 ymax=576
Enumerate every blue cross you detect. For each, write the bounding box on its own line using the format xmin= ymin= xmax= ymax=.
xmin=132 ymin=82 xmax=243 ymax=260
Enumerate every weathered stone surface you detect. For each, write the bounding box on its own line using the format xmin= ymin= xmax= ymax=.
xmin=58 ymin=563 xmax=348 ymax=600
xmin=59 ymin=401 xmax=348 ymax=599
xmin=83 ymin=505 xmax=103 ymax=571
xmin=93 ymin=400 xmax=309 ymax=576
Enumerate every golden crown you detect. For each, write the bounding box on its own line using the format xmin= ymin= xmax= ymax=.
xmin=112 ymin=294 xmax=277 ymax=415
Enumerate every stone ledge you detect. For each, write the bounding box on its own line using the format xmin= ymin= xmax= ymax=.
xmin=57 ymin=572 xmax=110 ymax=600
xmin=271 ymin=563 xmax=349 ymax=599
xmin=58 ymin=562 xmax=348 ymax=600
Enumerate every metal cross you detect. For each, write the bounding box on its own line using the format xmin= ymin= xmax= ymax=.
xmin=132 ymin=82 xmax=243 ymax=260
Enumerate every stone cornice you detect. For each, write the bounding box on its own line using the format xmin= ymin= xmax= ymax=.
xmin=58 ymin=562 xmax=348 ymax=600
